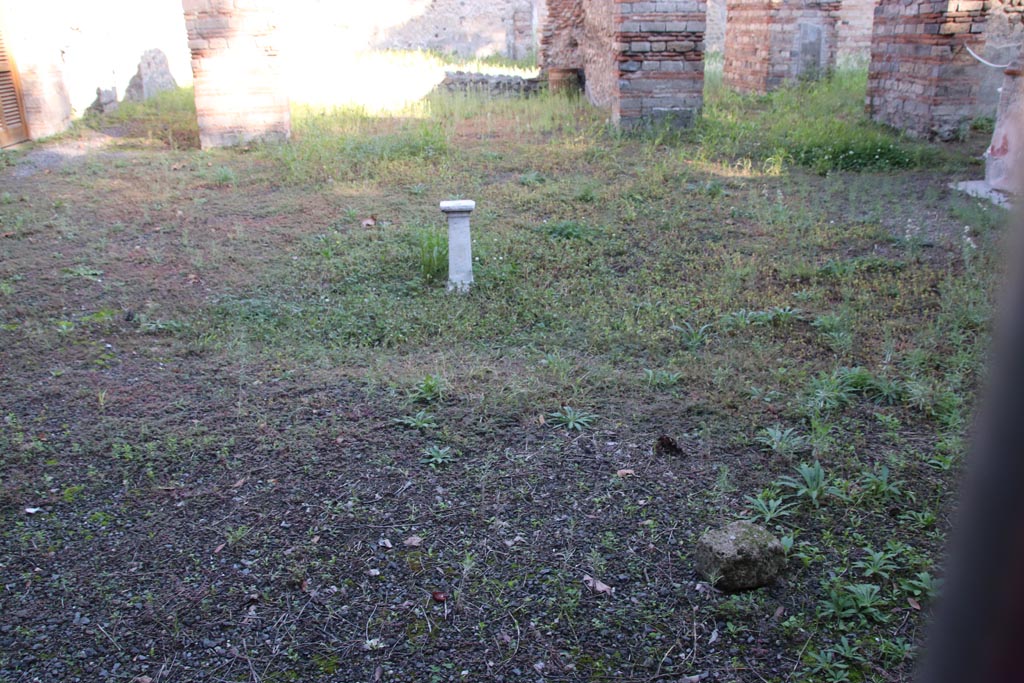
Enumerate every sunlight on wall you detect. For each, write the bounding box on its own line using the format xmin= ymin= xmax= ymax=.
xmin=2 ymin=0 xmax=191 ymax=119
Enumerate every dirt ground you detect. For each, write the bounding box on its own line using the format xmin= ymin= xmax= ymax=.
xmin=0 ymin=99 xmax=1004 ymax=683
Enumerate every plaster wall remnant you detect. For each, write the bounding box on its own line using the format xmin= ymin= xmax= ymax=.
xmin=866 ymin=0 xmax=991 ymax=141
xmin=706 ymin=0 xmax=728 ymax=53
xmin=985 ymin=54 xmax=1023 ymax=194
xmin=724 ymin=0 xmax=842 ymax=94
xmin=541 ymin=0 xmax=707 ymax=130
xmin=182 ymin=0 xmax=290 ymax=149
xmin=975 ymin=0 xmax=1024 ymax=114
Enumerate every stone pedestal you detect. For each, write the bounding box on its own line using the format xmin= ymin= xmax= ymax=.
xmin=182 ymin=0 xmax=290 ymax=149
xmin=441 ymin=200 xmax=476 ymax=293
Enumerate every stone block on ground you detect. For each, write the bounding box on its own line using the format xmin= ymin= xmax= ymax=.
xmin=695 ymin=521 xmax=785 ymax=591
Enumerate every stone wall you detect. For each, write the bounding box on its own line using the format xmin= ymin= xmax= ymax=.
xmin=724 ymin=0 xmax=842 ymax=93
xmin=182 ymin=0 xmax=290 ymax=149
xmin=866 ymin=0 xmax=990 ymax=140
xmin=279 ymin=1 xmax=544 ymax=62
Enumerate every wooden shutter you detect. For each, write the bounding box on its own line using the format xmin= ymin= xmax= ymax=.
xmin=0 ymin=26 xmax=29 ymax=148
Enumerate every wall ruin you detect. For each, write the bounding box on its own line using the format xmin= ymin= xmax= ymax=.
xmin=541 ymin=0 xmax=707 ymax=129
xmin=724 ymin=0 xmax=842 ymax=93
xmin=1 ymin=0 xmax=191 ymax=140
xmin=866 ymin=0 xmax=990 ymax=140
xmin=975 ymin=0 xmax=1024 ymax=115
xmin=182 ymin=0 xmax=290 ymax=149
xmin=985 ymin=53 xmax=1022 ymax=193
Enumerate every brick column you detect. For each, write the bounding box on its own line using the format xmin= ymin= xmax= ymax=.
xmin=182 ymin=0 xmax=290 ymax=149
xmin=615 ymin=0 xmax=707 ymax=129
xmin=541 ymin=0 xmax=705 ymax=129
xmin=866 ymin=0 xmax=990 ymax=140
xmin=724 ymin=0 xmax=842 ymax=94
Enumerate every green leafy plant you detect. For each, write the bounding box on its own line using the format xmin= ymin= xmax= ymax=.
xmin=409 ymin=374 xmax=445 ymax=403
xmin=756 ymin=425 xmax=809 ymax=458
xmin=673 ymin=321 xmax=713 ymax=351
xmin=804 ymin=369 xmax=856 ymax=414
xmin=845 ymin=582 xmax=889 ymax=623
xmin=744 ymin=489 xmax=796 ymax=524
xmin=900 ymin=571 xmax=943 ymax=600
xmin=777 ymin=460 xmax=832 ymax=508
xmin=548 ymin=406 xmax=597 ymax=432
xmin=853 ymin=546 xmax=900 ymax=581
xmin=643 ymin=368 xmax=682 ymax=388
xmin=420 ymin=445 xmax=454 ymax=469
xmin=418 ymin=228 xmax=448 ymax=283
xmin=393 ymin=410 xmax=437 ymax=430
xmin=859 ymin=464 xmax=903 ymax=502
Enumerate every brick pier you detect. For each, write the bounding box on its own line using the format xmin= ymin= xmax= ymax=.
xmin=182 ymin=0 xmax=290 ymax=149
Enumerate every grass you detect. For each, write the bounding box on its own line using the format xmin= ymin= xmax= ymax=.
xmin=0 ymin=56 xmax=1006 ymax=683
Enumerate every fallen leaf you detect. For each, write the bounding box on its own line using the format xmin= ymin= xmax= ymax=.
xmin=404 ymin=535 xmax=423 ymax=547
xmin=231 ymin=478 xmax=247 ymax=489
xmin=616 ymin=469 xmax=635 ymax=477
xmin=311 ymin=535 xmax=320 ymax=544
xmin=908 ymin=597 xmax=921 ymax=611
xmin=583 ymin=574 xmax=614 ymax=596
xmin=213 ymin=543 xmax=225 ymax=554
xmin=300 ymin=578 xmax=310 ymax=593
xmin=431 ymin=591 xmax=447 ymax=603
xmin=134 ymin=677 xmax=154 ymax=683
xmin=373 ymin=666 xmax=383 ymax=682
xmin=378 ymin=538 xmax=393 ymax=549
xmin=773 ymin=606 xmax=785 ymax=619
xmin=708 ymin=628 xmax=719 ymax=645
xmin=361 ymin=216 xmax=377 ymax=228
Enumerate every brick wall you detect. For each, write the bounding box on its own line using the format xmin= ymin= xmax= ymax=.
xmin=540 ymin=0 xmax=586 ymax=68
xmin=542 ymin=0 xmax=706 ymax=129
xmin=182 ymin=0 xmax=290 ymax=149
xmin=866 ymin=0 xmax=990 ymax=140
xmin=724 ymin=0 xmax=842 ymax=93
xmin=836 ymin=0 xmax=876 ymax=60
xmin=616 ymin=0 xmax=707 ymax=128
